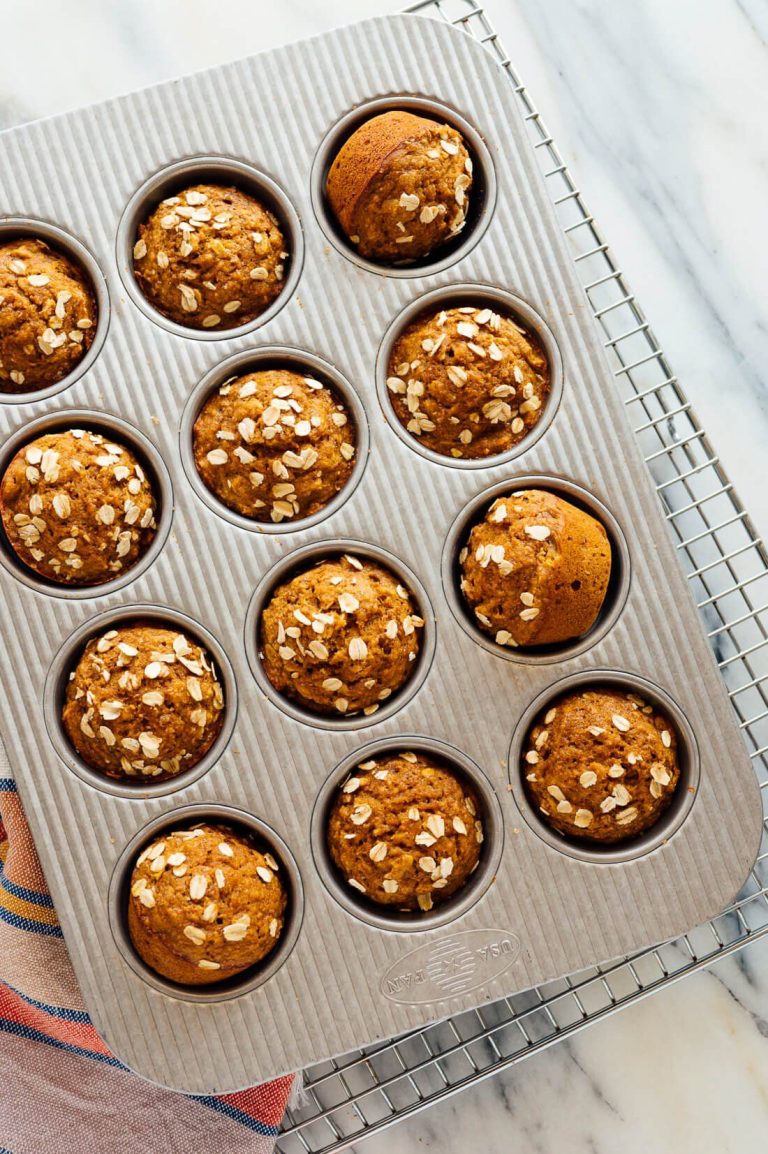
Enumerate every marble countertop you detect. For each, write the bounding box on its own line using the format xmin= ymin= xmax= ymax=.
xmin=2 ymin=0 xmax=766 ymax=1150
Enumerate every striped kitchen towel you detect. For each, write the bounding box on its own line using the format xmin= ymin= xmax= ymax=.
xmin=0 ymin=765 xmax=294 ymax=1154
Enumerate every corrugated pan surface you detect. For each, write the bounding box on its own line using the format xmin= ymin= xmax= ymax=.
xmin=0 ymin=12 xmax=760 ymax=1092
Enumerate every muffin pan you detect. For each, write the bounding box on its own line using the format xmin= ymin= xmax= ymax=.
xmin=0 ymin=13 xmax=760 ymax=1093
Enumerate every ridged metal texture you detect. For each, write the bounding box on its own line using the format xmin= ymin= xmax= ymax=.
xmin=0 ymin=10 xmax=761 ymax=1094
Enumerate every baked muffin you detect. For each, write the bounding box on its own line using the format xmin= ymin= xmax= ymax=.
xmin=0 ymin=237 xmax=97 ymax=392
xmin=0 ymin=429 xmax=158 ymax=585
xmin=128 ymin=822 xmax=287 ymax=985
xmin=193 ymin=369 xmax=356 ymax=523
xmin=328 ymin=751 xmax=483 ymax=911
xmin=260 ymin=554 xmax=424 ymax=717
xmin=132 ymin=184 xmax=287 ymax=331
xmin=326 ymin=110 xmax=472 ymax=262
xmin=387 ymin=304 xmax=550 ymax=459
xmin=522 ymin=687 xmax=681 ymax=844
xmin=460 ymin=489 xmax=612 ymax=648
xmin=62 ymin=624 xmax=225 ymax=781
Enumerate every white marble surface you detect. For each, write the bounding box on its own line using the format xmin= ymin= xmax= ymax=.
xmin=1 ymin=0 xmax=766 ymax=1150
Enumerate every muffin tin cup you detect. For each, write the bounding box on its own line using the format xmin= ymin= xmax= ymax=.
xmin=179 ymin=345 xmax=370 ymax=534
xmin=108 ymin=803 xmax=304 ymax=1003
xmin=441 ymin=474 xmax=631 ymax=664
xmin=243 ymin=538 xmax=437 ymax=731
xmin=0 ymin=217 xmax=110 ymax=406
xmin=43 ymin=604 xmax=238 ymax=799
xmin=375 ymin=283 xmax=564 ymax=469
xmin=115 ymin=155 xmax=305 ymax=341
xmin=507 ymin=669 xmax=701 ymax=865
xmin=310 ymin=735 xmax=504 ymax=933
xmin=0 ymin=408 xmax=174 ymax=599
xmin=0 ymin=12 xmax=760 ymax=1093
xmin=310 ymin=96 xmax=497 ymax=278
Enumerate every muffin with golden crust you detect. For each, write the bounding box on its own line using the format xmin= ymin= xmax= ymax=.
xmin=522 ymin=687 xmax=681 ymax=843
xmin=62 ymin=624 xmax=224 ymax=781
xmin=328 ymin=751 xmax=483 ymax=911
xmin=128 ymin=822 xmax=287 ymax=985
xmin=326 ymin=110 xmax=472 ymax=262
xmin=259 ymin=554 xmax=424 ymax=717
xmin=0 ymin=429 xmax=157 ymax=585
xmin=132 ymin=184 xmax=287 ymax=331
xmin=460 ymin=489 xmax=612 ymax=648
xmin=193 ymin=369 xmax=356 ymax=523
xmin=0 ymin=237 xmax=97 ymax=392
xmin=386 ymin=303 xmax=550 ymax=459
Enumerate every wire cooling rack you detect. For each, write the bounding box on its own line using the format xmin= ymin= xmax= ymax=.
xmin=276 ymin=1 xmax=768 ymax=1148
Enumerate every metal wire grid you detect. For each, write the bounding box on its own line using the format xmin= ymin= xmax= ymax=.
xmin=275 ymin=1 xmax=768 ymax=1148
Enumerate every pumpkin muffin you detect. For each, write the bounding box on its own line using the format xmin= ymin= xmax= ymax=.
xmin=522 ymin=687 xmax=681 ymax=844
xmin=260 ymin=554 xmax=424 ymax=717
xmin=193 ymin=368 xmax=356 ymax=523
xmin=326 ymin=110 xmax=472 ymax=262
xmin=128 ymin=822 xmax=287 ymax=985
xmin=460 ymin=489 xmax=612 ymax=648
xmin=386 ymin=303 xmax=550 ymax=459
xmin=0 ymin=237 xmax=97 ymax=392
xmin=62 ymin=624 xmax=225 ymax=781
xmin=132 ymin=183 xmax=287 ymax=331
xmin=328 ymin=750 xmax=483 ymax=911
xmin=0 ymin=429 xmax=158 ymax=585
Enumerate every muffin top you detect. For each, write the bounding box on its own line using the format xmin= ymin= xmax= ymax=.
xmin=0 ymin=237 xmax=97 ymax=392
xmin=260 ymin=554 xmax=424 ymax=717
xmin=0 ymin=429 xmax=158 ymax=586
xmin=387 ymin=304 xmax=550 ymax=459
xmin=192 ymin=369 xmax=356 ymax=523
xmin=132 ymin=183 xmax=287 ymax=331
xmin=460 ymin=489 xmax=612 ymax=647
xmin=128 ymin=823 xmax=287 ymax=985
xmin=326 ymin=110 xmax=472 ymax=263
xmin=522 ymin=688 xmax=681 ymax=844
xmin=327 ymin=751 xmax=483 ymax=911
xmin=62 ymin=624 xmax=225 ymax=781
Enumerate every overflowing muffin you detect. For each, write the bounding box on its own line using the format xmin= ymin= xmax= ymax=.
xmin=62 ymin=624 xmax=224 ymax=781
xmin=193 ymin=369 xmax=356 ymax=523
xmin=260 ymin=554 xmax=424 ymax=717
xmin=327 ymin=751 xmax=483 ymax=911
xmin=132 ymin=183 xmax=287 ymax=330
xmin=0 ymin=237 xmax=97 ymax=392
xmin=386 ymin=303 xmax=550 ymax=459
xmin=0 ymin=429 xmax=158 ymax=585
xmin=128 ymin=822 xmax=287 ymax=985
xmin=460 ymin=489 xmax=612 ymax=648
xmin=326 ymin=110 xmax=472 ymax=262
xmin=522 ymin=687 xmax=681 ymax=844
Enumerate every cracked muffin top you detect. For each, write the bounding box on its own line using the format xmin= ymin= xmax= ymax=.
xmin=326 ymin=110 xmax=472 ymax=262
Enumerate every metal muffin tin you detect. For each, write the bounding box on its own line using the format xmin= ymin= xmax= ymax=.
xmin=0 ymin=13 xmax=761 ymax=1093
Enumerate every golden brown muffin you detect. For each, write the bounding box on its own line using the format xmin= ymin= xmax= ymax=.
xmin=522 ymin=688 xmax=681 ymax=844
xmin=192 ymin=369 xmax=356 ymax=523
xmin=0 ymin=429 xmax=158 ymax=585
xmin=132 ymin=184 xmax=286 ymax=331
xmin=326 ymin=110 xmax=472 ymax=262
xmin=260 ymin=554 xmax=424 ymax=717
xmin=128 ymin=822 xmax=287 ymax=985
xmin=460 ymin=489 xmax=612 ymax=648
xmin=387 ymin=304 xmax=550 ymax=459
xmin=62 ymin=624 xmax=225 ymax=781
xmin=328 ymin=751 xmax=483 ymax=911
xmin=0 ymin=238 xmax=97 ymax=392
